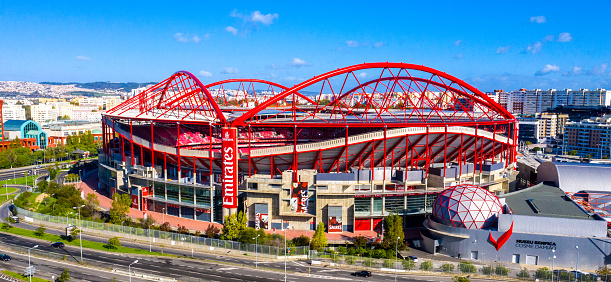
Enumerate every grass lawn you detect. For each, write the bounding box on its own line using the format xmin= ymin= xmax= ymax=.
xmin=0 ymin=176 xmax=38 ymax=187
xmin=1 ymin=270 xmax=52 ymax=282
xmin=0 ymin=225 xmax=174 ymax=257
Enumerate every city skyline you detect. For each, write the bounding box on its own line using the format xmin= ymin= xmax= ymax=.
xmin=1 ymin=1 xmax=610 ymax=92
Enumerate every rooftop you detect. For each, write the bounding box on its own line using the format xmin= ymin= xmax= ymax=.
xmin=500 ymin=183 xmax=593 ymax=220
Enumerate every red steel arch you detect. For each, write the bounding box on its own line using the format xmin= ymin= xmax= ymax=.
xmin=107 ymin=71 xmax=226 ymax=123
xmin=205 ymin=79 xmax=316 ymax=107
xmin=231 ymin=62 xmax=514 ymax=127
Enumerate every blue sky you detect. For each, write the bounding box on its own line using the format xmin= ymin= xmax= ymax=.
xmin=1 ymin=1 xmax=610 ymax=91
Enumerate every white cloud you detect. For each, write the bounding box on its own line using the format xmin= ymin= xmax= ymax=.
xmin=557 ymin=32 xmax=572 ymax=42
xmin=199 ymin=71 xmax=212 ymax=77
xmin=530 ymin=16 xmax=546 ymax=24
xmin=192 ymin=36 xmax=201 ymax=43
xmin=496 ymin=46 xmax=510 ymax=54
xmin=75 ymin=56 xmax=91 ymax=61
xmin=358 ymin=72 xmax=367 ymax=78
xmin=454 ymin=40 xmax=462 ymax=46
xmin=454 ymin=53 xmax=463 ymax=60
xmin=174 ymin=33 xmax=188 ymax=42
xmin=345 ymin=40 xmax=359 ymax=47
xmin=589 ymin=63 xmax=608 ymax=76
xmin=535 ymin=64 xmax=560 ymax=76
xmin=225 ymin=26 xmax=238 ymax=35
xmin=563 ymin=66 xmax=583 ymax=76
xmin=203 ymin=33 xmax=210 ymax=40
xmin=250 ymin=11 xmax=279 ymax=25
xmin=543 ymin=35 xmax=555 ymax=42
xmin=291 ymin=58 xmax=308 ymax=67
xmin=374 ymin=42 xmax=383 ymax=48
xmin=221 ymin=67 xmax=239 ymax=74
xmin=525 ymin=41 xmax=543 ymax=54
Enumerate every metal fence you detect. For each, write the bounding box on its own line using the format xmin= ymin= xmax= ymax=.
xmin=311 ymin=252 xmax=603 ymax=282
xmin=15 ymin=206 xmax=309 ymax=257
xmin=0 ymin=241 xmax=109 ymax=270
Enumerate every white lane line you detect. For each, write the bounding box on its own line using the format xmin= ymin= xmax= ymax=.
xmin=216 ymin=267 xmax=238 ymax=271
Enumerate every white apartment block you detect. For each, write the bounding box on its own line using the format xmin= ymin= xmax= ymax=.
xmin=1 ymin=105 xmax=26 ymax=120
xmin=31 ymin=104 xmax=59 ymax=123
xmin=497 ymin=89 xmax=611 ymax=115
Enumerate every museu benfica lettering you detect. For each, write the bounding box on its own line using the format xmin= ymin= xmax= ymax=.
xmin=222 ymin=128 xmax=238 ymax=209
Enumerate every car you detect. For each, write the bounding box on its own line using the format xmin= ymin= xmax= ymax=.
xmin=407 ymin=255 xmax=419 ymax=263
xmin=9 ymin=216 xmax=19 ymax=223
xmin=351 ymin=271 xmax=372 ymax=277
xmin=51 ymin=242 xmax=65 ymax=248
xmin=0 ymin=254 xmax=10 ymax=261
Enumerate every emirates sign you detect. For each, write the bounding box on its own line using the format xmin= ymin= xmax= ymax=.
xmin=222 ymin=128 xmax=238 ymax=209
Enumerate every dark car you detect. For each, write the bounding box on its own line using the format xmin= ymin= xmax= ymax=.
xmin=0 ymin=254 xmax=10 ymax=261
xmin=51 ymin=242 xmax=65 ymax=248
xmin=352 ymin=271 xmax=372 ymax=277
xmin=407 ymin=255 xmax=419 ymax=263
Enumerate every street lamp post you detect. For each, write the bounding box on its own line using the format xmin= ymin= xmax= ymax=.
xmin=575 ymin=245 xmax=579 ymax=281
xmin=552 ymin=249 xmax=556 ymax=282
xmin=253 ymin=234 xmax=260 ymax=269
xmin=129 ymin=259 xmax=138 ymax=282
xmin=162 ymin=207 xmax=166 ymax=224
xmin=395 ymin=236 xmax=400 ymax=282
xmin=73 ymin=204 xmax=85 ymax=263
xmin=27 ymin=244 xmax=38 ymax=282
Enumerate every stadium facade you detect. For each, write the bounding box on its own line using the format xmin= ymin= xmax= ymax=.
xmin=98 ymin=62 xmax=518 ymax=234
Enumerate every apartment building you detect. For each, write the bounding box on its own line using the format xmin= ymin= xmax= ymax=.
xmin=494 ymin=89 xmax=611 ymax=115
xmin=30 ymin=104 xmax=59 ymax=123
xmin=563 ymin=115 xmax=611 ymax=158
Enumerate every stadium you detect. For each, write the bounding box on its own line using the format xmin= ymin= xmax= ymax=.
xmin=98 ymin=62 xmax=517 ymax=235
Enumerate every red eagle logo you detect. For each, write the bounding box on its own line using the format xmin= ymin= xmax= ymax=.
xmin=489 ymin=222 xmax=513 ymax=251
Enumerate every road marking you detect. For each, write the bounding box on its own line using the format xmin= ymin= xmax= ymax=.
xmin=216 ymin=267 xmax=238 ymax=271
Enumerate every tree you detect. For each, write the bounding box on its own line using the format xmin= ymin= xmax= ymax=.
xmin=459 ymin=261 xmax=476 ymax=273
xmin=568 ymin=150 xmax=578 ymax=156
xmin=138 ymin=216 xmax=156 ymax=229
xmin=82 ymin=193 xmax=100 ymax=219
xmin=382 ymin=214 xmax=405 ymax=250
xmin=34 ymin=225 xmax=46 ymax=237
xmin=205 ymin=224 xmax=220 ymax=238
xmin=159 ymin=222 xmax=172 ymax=232
xmin=109 ymin=193 xmax=131 ymax=224
xmin=420 ymin=260 xmax=433 ymax=271
xmin=354 ymin=236 xmax=368 ymax=248
xmin=292 ymin=235 xmax=310 ymax=247
xmin=58 ymin=268 xmax=71 ymax=282
xmin=441 ymin=263 xmax=455 ymax=273
xmin=37 ymin=179 xmax=48 ymax=193
xmin=533 ymin=147 xmax=541 ymax=152
xmin=177 ymin=225 xmax=189 ymax=234
xmin=403 ymin=258 xmax=415 ymax=270
xmin=311 ymin=222 xmax=328 ymax=250
xmin=221 ymin=211 xmax=247 ymax=240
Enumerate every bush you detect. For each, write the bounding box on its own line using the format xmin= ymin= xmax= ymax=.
xmin=452 ymin=276 xmax=471 ymax=282
xmin=363 ymin=258 xmax=376 ymax=267
xmin=495 ymin=265 xmax=510 ymax=276
xmin=58 ymin=268 xmax=70 ymax=282
xmin=442 ymin=263 xmax=455 ymax=273
xmin=354 ymin=236 xmax=368 ymax=248
xmin=481 ymin=265 xmax=493 ymax=275
xmin=292 ymin=235 xmax=310 ymax=247
xmin=403 ymin=258 xmax=415 ymax=270
xmin=535 ymin=267 xmax=551 ymax=280
xmin=459 ymin=261 xmax=476 ymax=273
xmin=106 ymin=237 xmax=121 ymax=249
xmin=34 ymin=225 xmax=46 ymax=237
xmin=205 ymin=224 xmax=220 ymax=238
xmin=337 ymin=246 xmax=347 ymax=254
xmin=194 ymin=230 xmax=201 ymax=237
xmin=345 ymin=256 xmax=354 ymax=265
xmin=420 ymin=260 xmax=433 ymax=271
xmin=383 ymin=259 xmax=394 ymax=268
xmin=177 ymin=225 xmax=189 ymax=234
xmin=517 ymin=268 xmax=530 ymax=279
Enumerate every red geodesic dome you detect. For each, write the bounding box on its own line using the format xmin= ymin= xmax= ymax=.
xmin=431 ymin=184 xmax=502 ymax=229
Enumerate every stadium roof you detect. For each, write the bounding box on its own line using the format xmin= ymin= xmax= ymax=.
xmin=500 ymin=183 xmax=592 ymax=220
xmin=537 ymin=161 xmax=611 ymax=193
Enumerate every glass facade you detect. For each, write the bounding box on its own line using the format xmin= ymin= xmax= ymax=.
xmin=373 ymin=197 xmax=383 ymax=214
xmin=195 ymin=189 xmax=210 ymax=207
xmin=154 ymin=182 xmax=165 ymax=199
xmin=180 ymin=186 xmax=194 ymax=204
xmin=166 ymin=184 xmax=179 ymax=202
xmin=385 ymin=196 xmax=404 ymax=213
xmin=354 ymin=197 xmax=371 ymax=215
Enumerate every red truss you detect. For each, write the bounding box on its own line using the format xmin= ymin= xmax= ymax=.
xmin=205 ymin=79 xmax=316 ymax=108
xmin=431 ymin=184 xmax=502 ymax=229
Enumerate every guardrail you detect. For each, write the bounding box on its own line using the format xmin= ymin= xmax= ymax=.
xmin=15 ymin=206 xmax=309 ymax=258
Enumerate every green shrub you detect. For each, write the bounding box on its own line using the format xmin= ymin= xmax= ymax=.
xmin=345 ymin=256 xmax=354 ymax=265
xmin=403 ymin=259 xmax=415 ymax=270
xmin=452 ymin=276 xmax=471 ymax=282
xmin=34 ymin=225 xmax=46 ymax=237
xmin=517 ymin=268 xmax=530 ymax=279
xmin=363 ymin=258 xmax=376 ymax=267
xmin=459 ymin=261 xmax=476 ymax=273
xmin=383 ymin=259 xmax=394 ymax=268
xmin=441 ymin=263 xmax=455 ymax=273
xmin=106 ymin=237 xmax=121 ymax=249
xmin=420 ymin=260 xmax=433 ymax=271
xmin=481 ymin=265 xmax=493 ymax=275
xmin=337 ymin=246 xmax=347 ymax=254
xmin=495 ymin=265 xmax=510 ymax=276
xmin=535 ymin=267 xmax=551 ymax=280
xmin=58 ymin=268 xmax=70 ymax=282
